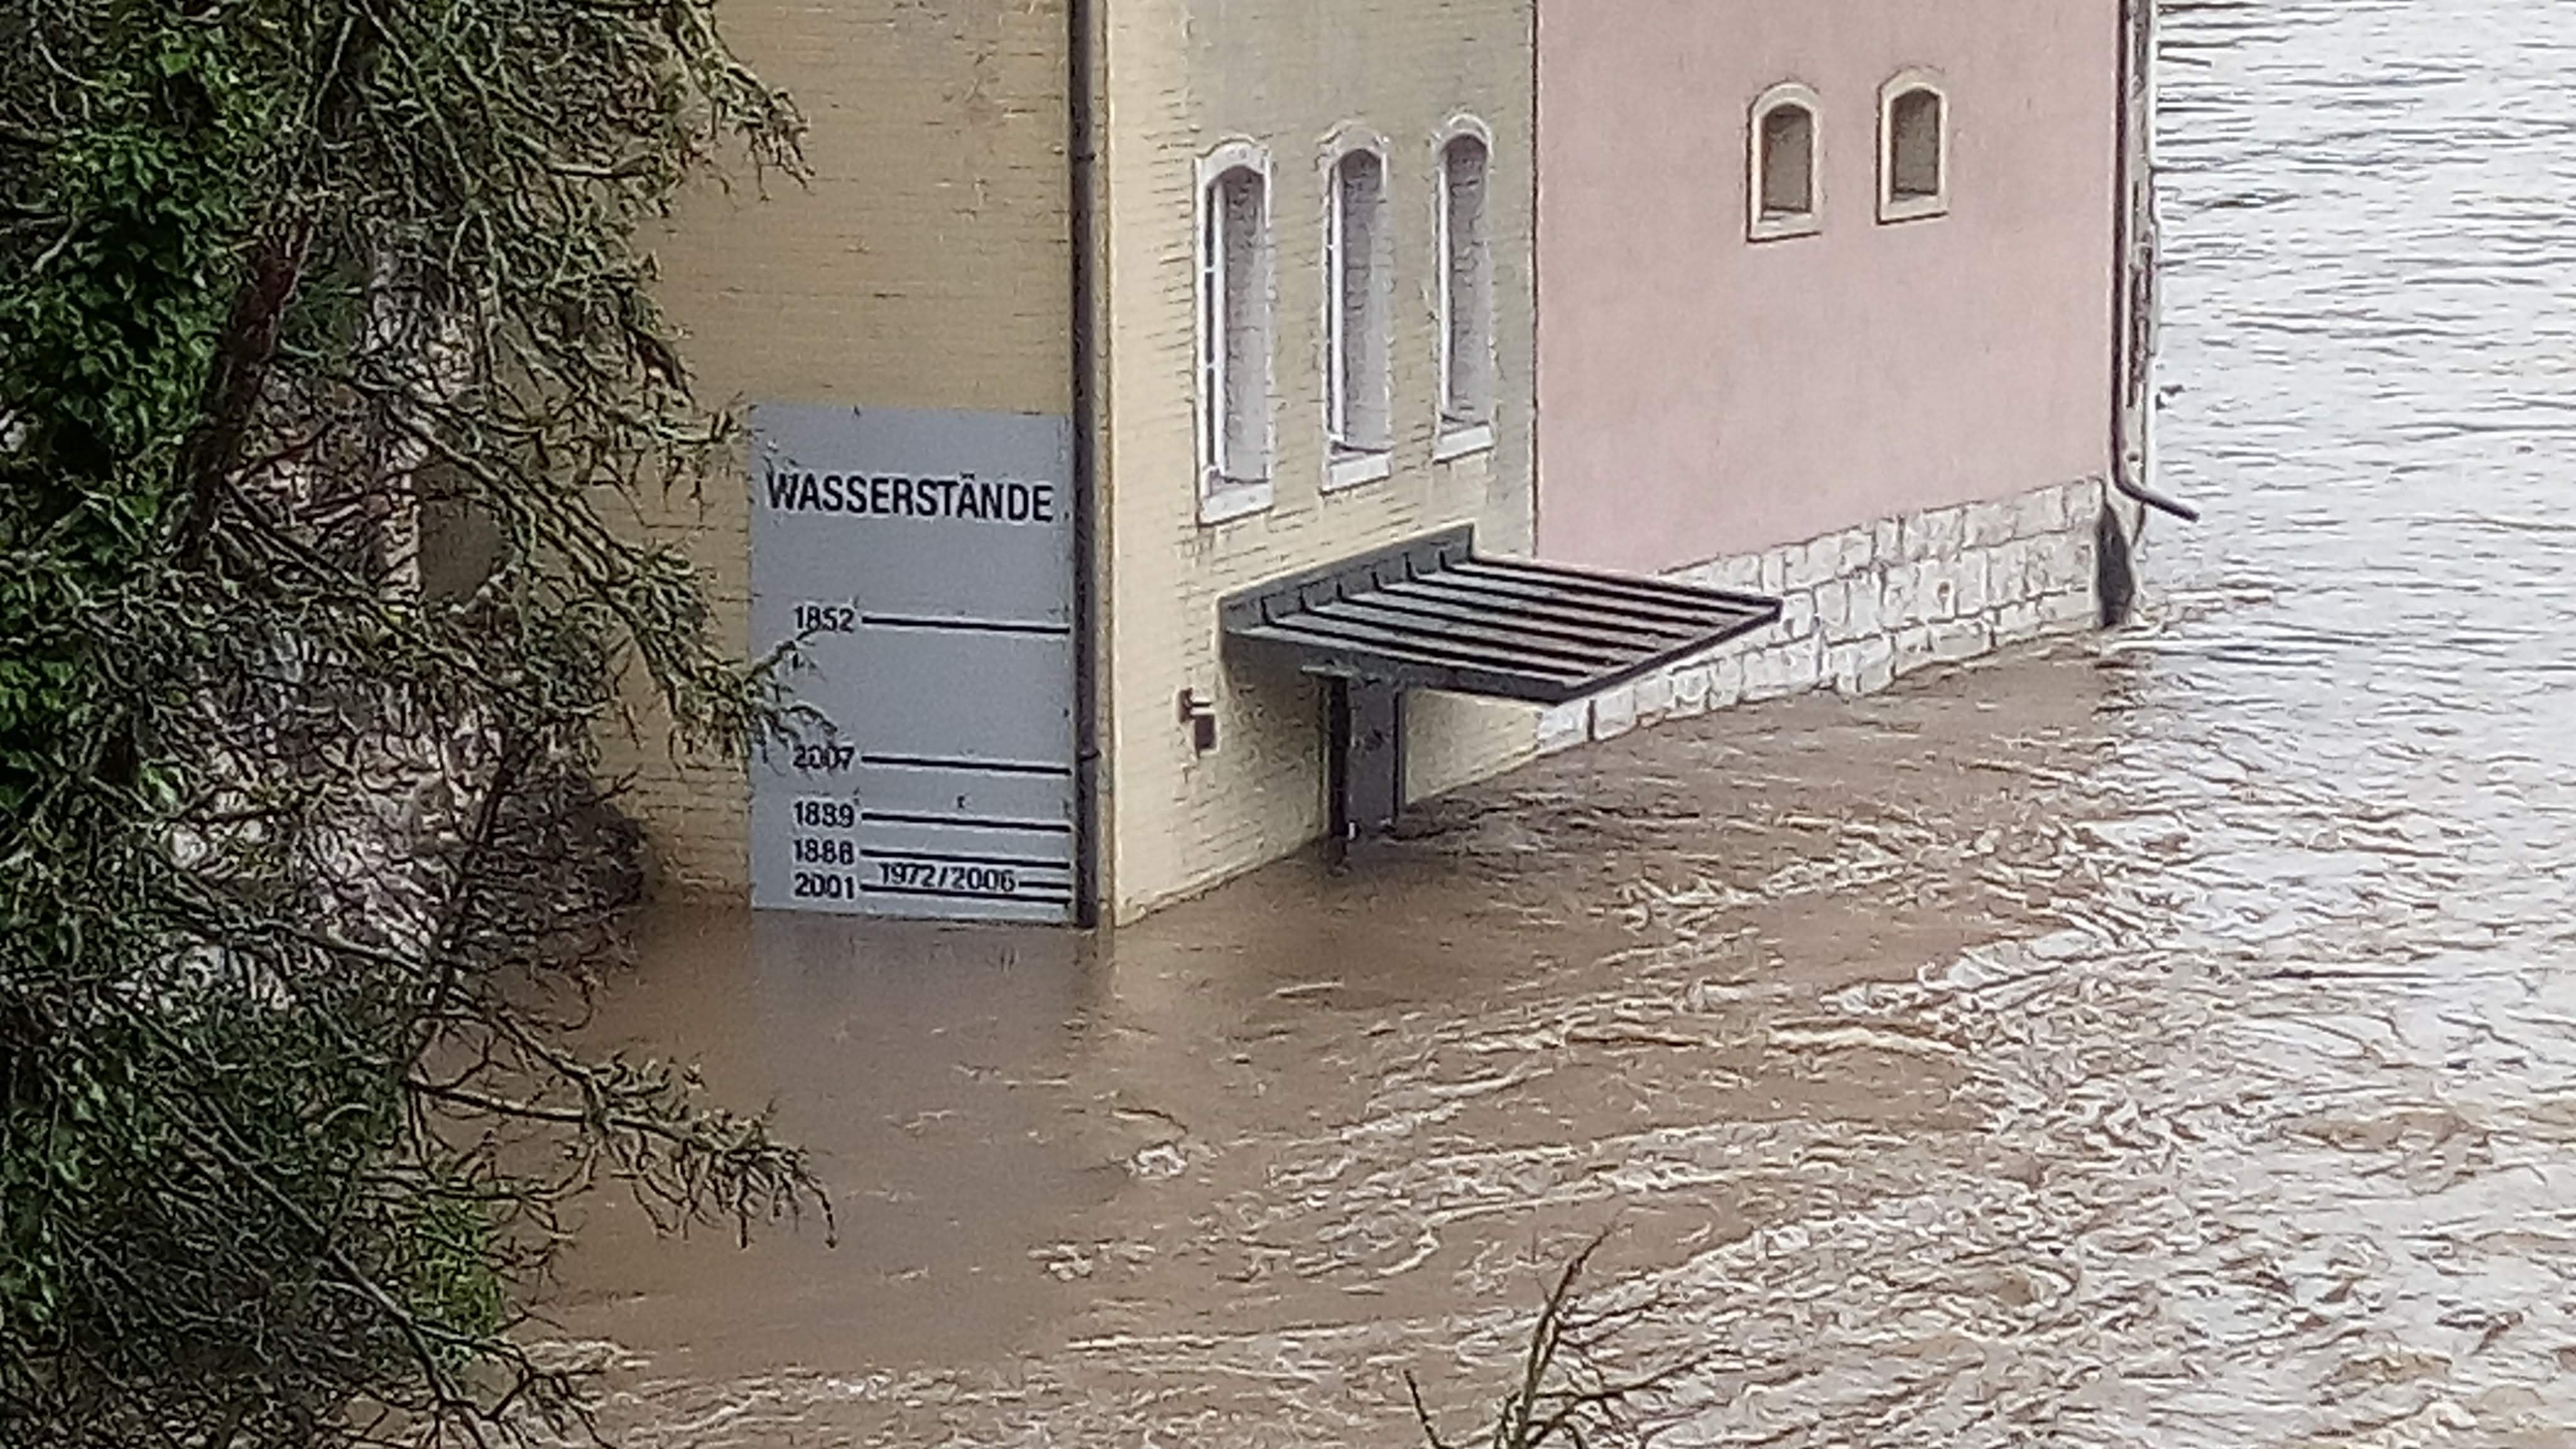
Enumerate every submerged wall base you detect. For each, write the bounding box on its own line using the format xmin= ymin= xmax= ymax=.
xmin=1538 ymin=475 xmax=2113 ymax=752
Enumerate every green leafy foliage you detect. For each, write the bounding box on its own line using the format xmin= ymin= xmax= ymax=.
xmin=1 ymin=3 xmax=823 ymax=1444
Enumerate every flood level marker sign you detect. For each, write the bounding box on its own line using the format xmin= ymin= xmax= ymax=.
xmin=748 ymin=405 xmax=1079 ymax=923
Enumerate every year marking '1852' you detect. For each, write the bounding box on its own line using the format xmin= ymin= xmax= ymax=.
xmin=794 ymin=602 xmax=857 ymax=635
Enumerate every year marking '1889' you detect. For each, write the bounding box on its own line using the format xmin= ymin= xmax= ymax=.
xmin=794 ymin=797 xmax=858 ymax=830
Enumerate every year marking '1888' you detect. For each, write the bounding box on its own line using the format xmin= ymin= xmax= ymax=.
xmin=794 ymin=835 xmax=857 ymax=866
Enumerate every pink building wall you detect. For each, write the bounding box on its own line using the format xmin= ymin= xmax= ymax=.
xmin=1536 ymin=0 xmax=2122 ymax=574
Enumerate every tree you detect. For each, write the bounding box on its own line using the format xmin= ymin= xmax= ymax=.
xmin=1 ymin=3 xmax=824 ymax=1444
xmin=1406 ymin=1233 xmax=1711 ymax=1449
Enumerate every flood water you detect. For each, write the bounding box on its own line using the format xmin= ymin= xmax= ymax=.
xmin=546 ymin=2 xmax=2576 ymax=1442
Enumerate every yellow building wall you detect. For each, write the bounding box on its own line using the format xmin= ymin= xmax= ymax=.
xmin=621 ymin=0 xmax=1540 ymax=921
xmin=1094 ymin=0 xmax=1541 ymax=921
xmin=614 ymin=0 xmax=1075 ymax=899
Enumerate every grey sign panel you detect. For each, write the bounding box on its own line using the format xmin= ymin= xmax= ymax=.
xmin=749 ymin=404 xmax=1078 ymax=923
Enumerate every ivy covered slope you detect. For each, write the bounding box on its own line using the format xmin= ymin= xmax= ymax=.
xmin=2 ymin=5 xmax=824 ymax=1445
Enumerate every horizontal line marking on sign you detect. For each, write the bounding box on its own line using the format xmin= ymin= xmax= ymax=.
xmin=862 ymin=884 xmax=1076 ymax=906
xmin=867 ymin=847 xmax=1074 ymax=871
xmin=863 ymin=754 xmax=1074 ymax=777
xmin=861 ymin=615 xmax=1074 ymax=637
xmin=862 ymin=810 xmax=1075 ymax=834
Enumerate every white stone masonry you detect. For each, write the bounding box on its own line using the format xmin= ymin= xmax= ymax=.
xmin=1540 ymin=475 xmax=2108 ymax=750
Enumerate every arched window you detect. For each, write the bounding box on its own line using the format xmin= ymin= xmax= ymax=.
xmin=1324 ymin=137 xmax=1392 ymax=485
xmin=1879 ymin=71 xmax=1950 ymax=222
xmin=1748 ymin=84 xmax=1823 ymax=242
xmin=1197 ymin=141 xmax=1273 ymax=520
xmin=1437 ymin=121 xmax=1495 ymax=443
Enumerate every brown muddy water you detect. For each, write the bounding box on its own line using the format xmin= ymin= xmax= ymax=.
xmin=544 ymin=2 xmax=2576 ymax=1443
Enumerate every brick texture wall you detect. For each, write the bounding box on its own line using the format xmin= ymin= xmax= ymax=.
xmin=621 ymin=0 xmax=1542 ymax=920
xmin=1095 ymin=0 xmax=1541 ymax=921
xmin=615 ymin=0 xmax=1075 ymax=899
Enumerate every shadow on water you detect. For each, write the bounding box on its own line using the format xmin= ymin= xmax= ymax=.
xmin=547 ymin=1 xmax=2576 ymax=1441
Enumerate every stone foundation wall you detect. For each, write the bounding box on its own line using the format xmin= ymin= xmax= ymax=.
xmin=1538 ymin=475 xmax=2111 ymax=751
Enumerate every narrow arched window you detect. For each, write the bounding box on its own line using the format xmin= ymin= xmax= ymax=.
xmin=1748 ymin=84 xmax=1822 ymax=241
xmin=1197 ymin=142 xmax=1273 ymax=519
xmin=1326 ymin=142 xmax=1392 ymax=478
xmin=1879 ymin=72 xmax=1950 ymax=222
xmin=1438 ymin=126 xmax=1494 ymax=436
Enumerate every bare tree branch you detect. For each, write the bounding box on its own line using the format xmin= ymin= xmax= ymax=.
xmin=1406 ymin=1230 xmax=1715 ymax=1449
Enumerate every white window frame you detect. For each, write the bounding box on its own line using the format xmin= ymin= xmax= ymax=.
xmin=1748 ymin=82 xmax=1823 ymax=243
xmin=1196 ymin=140 xmax=1275 ymax=525
xmin=1322 ymin=130 xmax=1394 ymax=491
xmin=1435 ymin=115 xmax=1497 ymax=461
xmin=1878 ymin=70 xmax=1952 ymax=223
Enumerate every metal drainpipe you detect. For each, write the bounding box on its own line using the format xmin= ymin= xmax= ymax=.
xmin=1528 ymin=0 xmax=1543 ymax=554
xmin=2109 ymin=0 xmax=2197 ymax=527
xmin=1067 ymin=0 xmax=1105 ymax=928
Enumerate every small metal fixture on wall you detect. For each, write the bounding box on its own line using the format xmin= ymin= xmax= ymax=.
xmin=1179 ymin=688 xmax=1218 ymax=753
